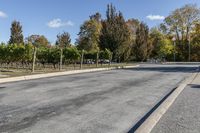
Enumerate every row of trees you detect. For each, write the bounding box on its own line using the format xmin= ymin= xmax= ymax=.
xmin=159 ymin=4 xmax=200 ymax=61
xmin=1 ymin=18 xmax=112 ymax=72
xmin=77 ymin=4 xmax=200 ymax=62
xmin=0 ymin=43 xmax=112 ymax=70
xmin=1 ymin=3 xmax=200 ymax=72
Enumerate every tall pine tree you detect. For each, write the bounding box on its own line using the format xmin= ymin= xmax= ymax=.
xmin=9 ymin=20 xmax=24 ymax=44
xmin=134 ymin=22 xmax=149 ymax=61
xmin=100 ymin=4 xmax=131 ymax=61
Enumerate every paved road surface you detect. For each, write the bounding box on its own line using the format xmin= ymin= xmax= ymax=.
xmin=0 ymin=64 xmax=197 ymax=133
xmin=151 ymin=71 xmax=200 ymax=133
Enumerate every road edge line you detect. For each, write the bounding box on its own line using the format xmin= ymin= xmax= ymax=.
xmin=135 ymin=71 xmax=198 ymax=133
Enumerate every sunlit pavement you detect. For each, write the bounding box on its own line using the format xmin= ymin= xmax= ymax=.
xmin=0 ymin=64 xmax=198 ymax=133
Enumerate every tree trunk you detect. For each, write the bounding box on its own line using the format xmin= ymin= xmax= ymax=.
xmin=74 ymin=61 xmax=76 ymax=70
xmin=109 ymin=53 xmax=113 ymax=67
xmin=96 ymin=51 xmax=99 ymax=68
xmin=176 ymin=28 xmax=180 ymax=44
xmin=53 ymin=63 xmax=56 ymax=69
xmin=59 ymin=48 xmax=63 ymax=71
xmin=32 ymin=47 xmax=37 ymax=73
xmin=186 ymin=26 xmax=189 ymax=41
xmin=80 ymin=50 xmax=84 ymax=69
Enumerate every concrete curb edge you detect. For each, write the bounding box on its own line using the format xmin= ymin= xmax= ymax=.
xmin=135 ymin=71 xmax=198 ymax=133
xmin=0 ymin=65 xmax=139 ymax=84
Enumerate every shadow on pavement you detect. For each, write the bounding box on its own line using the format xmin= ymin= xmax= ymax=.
xmin=188 ymin=84 xmax=200 ymax=88
xmin=0 ymin=87 xmax=5 ymax=89
xmin=128 ymin=87 xmax=177 ymax=133
xmin=125 ymin=66 xmax=197 ymax=73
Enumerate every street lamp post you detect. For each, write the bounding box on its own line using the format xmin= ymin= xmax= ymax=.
xmin=172 ymin=37 xmax=176 ymax=62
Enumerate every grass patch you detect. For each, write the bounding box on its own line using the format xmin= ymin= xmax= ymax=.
xmin=0 ymin=63 xmax=137 ymax=78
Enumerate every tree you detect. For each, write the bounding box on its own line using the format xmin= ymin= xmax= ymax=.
xmin=23 ymin=43 xmax=33 ymax=67
xmin=12 ymin=44 xmax=26 ymax=67
xmin=127 ymin=19 xmax=140 ymax=40
xmin=77 ymin=12 xmax=102 ymax=52
xmin=26 ymin=35 xmax=49 ymax=47
xmin=190 ymin=23 xmax=200 ymax=61
xmin=163 ymin=4 xmax=200 ymax=61
xmin=48 ymin=47 xmax=60 ymax=69
xmin=0 ymin=43 xmax=7 ymax=65
xmin=56 ymin=32 xmax=71 ymax=48
xmin=158 ymin=39 xmax=174 ymax=61
xmin=126 ymin=19 xmax=140 ymax=60
xmin=100 ymin=4 xmax=131 ymax=62
xmin=56 ymin=32 xmax=71 ymax=70
xmin=26 ymin=35 xmax=49 ymax=72
xmin=35 ymin=35 xmax=49 ymax=47
xmin=134 ymin=22 xmax=149 ymax=61
xmin=99 ymin=48 xmax=112 ymax=65
xmin=149 ymin=27 xmax=165 ymax=58
xmin=63 ymin=47 xmax=80 ymax=69
xmin=37 ymin=47 xmax=49 ymax=68
xmin=9 ymin=20 xmax=24 ymax=44
xmin=90 ymin=12 xmax=101 ymax=22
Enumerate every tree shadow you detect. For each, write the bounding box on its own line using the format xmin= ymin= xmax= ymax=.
xmin=127 ymin=87 xmax=176 ymax=133
xmin=125 ymin=66 xmax=198 ymax=73
xmin=188 ymin=84 xmax=200 ymax=88
xmin=0 ymin=87 xmax=6 ymax=89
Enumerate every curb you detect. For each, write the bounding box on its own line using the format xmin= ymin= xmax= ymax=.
xmin=135 ymin=71 xmax=198 ymax=133
xmin=0 ymin=65 xmax=139 ymax=84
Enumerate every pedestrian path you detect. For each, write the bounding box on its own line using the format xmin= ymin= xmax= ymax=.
xmin=151 ymin=73 xmax=200 ymax=133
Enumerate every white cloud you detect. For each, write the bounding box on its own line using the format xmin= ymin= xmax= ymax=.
xmin=0 ymin=11 xmax=7 ymax=18
xmin=146 ymin=15 xmax=165 ymax=20
xmin=47 ymin=18 xmax=74 ymax=28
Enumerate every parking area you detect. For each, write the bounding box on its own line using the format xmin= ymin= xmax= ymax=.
xmin=0 ymin=64 xmax=197 ymax=133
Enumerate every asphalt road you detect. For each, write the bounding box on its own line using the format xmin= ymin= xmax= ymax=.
xmin=151 ymin=72 xmax=200 ymax=133
xmin=0 ymin=64 xmax=197 ymax=133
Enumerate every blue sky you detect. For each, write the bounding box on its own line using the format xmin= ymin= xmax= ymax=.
xmin=0 ymin=0 xmax=200 ymax=44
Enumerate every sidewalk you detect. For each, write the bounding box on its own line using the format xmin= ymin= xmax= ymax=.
xmin=151 ymin=73 xmax=200 ymax=133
